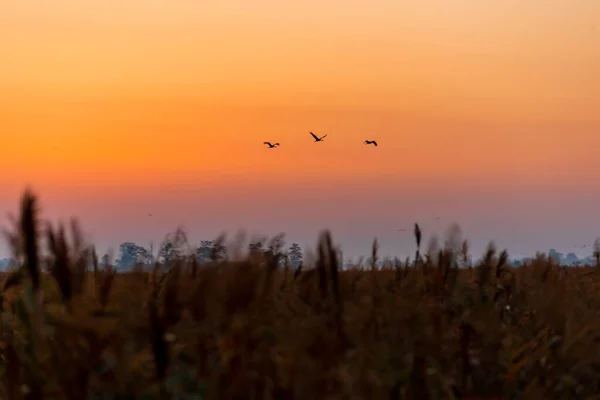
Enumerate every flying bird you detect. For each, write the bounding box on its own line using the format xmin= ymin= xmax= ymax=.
xmin=264 ymin=142 xmax=280 ymax=148
xmin=309 ymin=132 xmax=327 ymax=142
xmin=364 ymin=140 xmax=378 ymax=146
xmin=397 ymin=229 xmax=407 ymax=232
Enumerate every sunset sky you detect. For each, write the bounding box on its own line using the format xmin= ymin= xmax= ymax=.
xmin=1 ymin=0 xmax=599 ymax=260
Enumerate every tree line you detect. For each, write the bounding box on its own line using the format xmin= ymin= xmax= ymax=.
xmin=111 ymin=235 xmax=304 ymax=270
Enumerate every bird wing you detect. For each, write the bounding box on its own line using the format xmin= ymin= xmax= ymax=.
xmin=264 ymin=142 xmax=270 ymax=145
xmin=321 ymin=134 xmax=328 ymax=139
xmin=373 ymin=141 xmax=378 ymax=146
xmin=309 ymin=132 xmax=319 ymax=140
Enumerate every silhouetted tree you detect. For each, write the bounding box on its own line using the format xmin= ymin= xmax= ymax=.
xmin=249 ymin=241 xmax=265 ymax=257
xmin=564 ymin=252 xmax=579 ymax=266
xmin=115 ymin=242 xmax=152 ymax=270
xmin=268 ymin=233 xmax=285 ymax=254
xmin=265 ymin=233 xmax=286 ymax=267
xmin=548 ymin=248 xmax=563 ymax=264
xmin=157 ymin=228 xmax=188 ymax=265
xmin=195 ymin=240 xmax=213 ymax=263
xmin=288 ymin=243 xmax=303 ymax=268
xmin=210 ymin=235 xmax=227 ymax=262
xmin=158 ymin=240 xmax=179 ymax=265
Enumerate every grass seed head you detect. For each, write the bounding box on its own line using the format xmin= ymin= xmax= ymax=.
xmin=20 ymin=189 xmax=40 ymax=292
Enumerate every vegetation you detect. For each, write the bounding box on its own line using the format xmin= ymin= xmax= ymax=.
xmin=1 ymin=189 xmax=600 ymax=399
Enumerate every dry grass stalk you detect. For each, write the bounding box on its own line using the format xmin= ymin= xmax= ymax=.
xmin=96 ymin=263 xmax=116 ymax=311
xmin=46 ymin=222 xmax=73 ymax=308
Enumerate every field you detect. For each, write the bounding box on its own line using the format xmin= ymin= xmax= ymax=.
xmin=1 ymin=190 xmax=600 ymax=400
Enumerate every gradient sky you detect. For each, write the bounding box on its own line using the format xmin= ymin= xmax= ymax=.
xmin=1 ymin=0 xmax=600 ymax=260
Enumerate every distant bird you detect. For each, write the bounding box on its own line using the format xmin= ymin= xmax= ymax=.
xmin=364 ymin=140 xmax=378 ymax=146
xmin=264 ymin=142 xmax=280 ymax=148
xmin=148 ymin=213 xmax=152 ymax=217
xmin=309 ymin=132 xmax=327 ymax=142
xmin=436 ymin=217 xmax=441 ymax=220
xmin=397 ymin=229 xmax=407 ymax=232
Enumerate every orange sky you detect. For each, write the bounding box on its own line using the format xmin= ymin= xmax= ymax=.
xmin=1 ymin=1 xmax=600 ymax=259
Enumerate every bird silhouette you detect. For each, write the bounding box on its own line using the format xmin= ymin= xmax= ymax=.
xmin=397 ymin=228 xmax=407 ymax=232
xmin=309 ymin=132 xmax=327 ymax=142
xmin=264 ymin=142 xmax=280 ymax=148
xmin=364 ymin=140 xmax=378 ymax=146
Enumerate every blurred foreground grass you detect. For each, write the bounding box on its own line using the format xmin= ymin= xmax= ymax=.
xmin=1 ymin=190 xmax=600 ymax=400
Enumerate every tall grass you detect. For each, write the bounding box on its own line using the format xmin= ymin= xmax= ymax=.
xmin=0 ymin=190 xmax=599 ymax=399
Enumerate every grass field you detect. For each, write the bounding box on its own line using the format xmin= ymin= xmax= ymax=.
xmin=1 ymin=190 xmax=600 ymax=399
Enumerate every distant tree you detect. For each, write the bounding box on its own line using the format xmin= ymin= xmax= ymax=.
xmin=564 ymin=252 xmax=579 ymax=266
xmin=548 ymin=248 xmax=563 ymax=264
xmin=101 ymin=253 xmax=110 ymax=267
xmin=266 ymin=233 xmax=286 ymax=263
xmin=115 ymin=242 xmax=152 ymax=270
xmin=249 ymin=241 xmax=265 ymax=257
xmin=210 ymin=240 xmax=227 ymax=261
xmin=158 ymin=240 xmax=180 ymax=265
xmin=288 ymin=243 xmax=303 ymax=268
xmin=157 ymin=228 xmax=188 ymax=265
xmin=211 ymin=239 xmax=227 ymax=262
xmin=195 ymin=240 xmax=214 ymax=263
xmin=583 ymin=256 xmax=596 ymax=266
xmin=268 ymin=233 xmax=285 ymax=253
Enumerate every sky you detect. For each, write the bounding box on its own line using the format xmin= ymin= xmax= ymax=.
xmin=1 ymin=0 xmax=599 ymax=260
